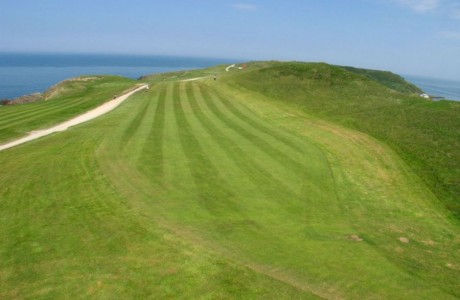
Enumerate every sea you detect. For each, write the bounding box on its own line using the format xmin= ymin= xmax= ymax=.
xmin=0 ymin=53 xmax=235 ymax=99
xmin=403 ymin=75 xmax=460 ymax=101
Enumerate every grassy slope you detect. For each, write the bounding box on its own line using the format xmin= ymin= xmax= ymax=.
xmin=225 ymin=62 xmax=460 ymax=219
xmin=0 ymin=76 xmax=135 ymax=144
xmin=340 ymin=65 xmax=422 ymax=94
xmin=1 ymin=73 xmax=459 ymax=298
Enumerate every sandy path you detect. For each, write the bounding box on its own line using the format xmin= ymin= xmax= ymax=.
xmin=180 ymin=77 xmax=211 ymax=82
xmin=0 ymin=84 xmax=148 ymax=152
xmin=225 ymin=64 xmax=236 ymax=71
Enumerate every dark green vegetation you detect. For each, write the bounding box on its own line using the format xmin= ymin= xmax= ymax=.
xmin=0 ymin=63 xmax=459 ymax=299
xmin=341 ymin=65 xmax=422 ymax=93
xmin=0 ymin=76 xmax=135 ymax=143
xmin=228 ymin=62 xmax=460 ymax=219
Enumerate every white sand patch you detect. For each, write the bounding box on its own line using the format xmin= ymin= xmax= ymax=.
xmin=180 ymin=77 xmax=211 ymax=82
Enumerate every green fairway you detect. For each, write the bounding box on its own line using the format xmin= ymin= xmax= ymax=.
xmin=1 ymin=69 xmax=459 ymax=298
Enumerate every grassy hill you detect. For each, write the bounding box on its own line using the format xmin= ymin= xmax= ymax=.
xmin=225 ymin=61 xmax=460 ymax=219
xmin=0 ymin=64 xmax=459 ymax=299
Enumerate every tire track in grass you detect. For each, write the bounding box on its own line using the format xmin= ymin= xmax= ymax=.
xmin=172 ymin=83 xmax=241 ymax=215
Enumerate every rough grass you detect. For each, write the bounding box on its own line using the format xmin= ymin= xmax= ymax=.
xmin=0 ymin=69 xmax=459 ymax=298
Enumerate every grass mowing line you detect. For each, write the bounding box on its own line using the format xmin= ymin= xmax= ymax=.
xmin=172 ymin=82 xmax=242 ymax=215
xmin=209 ymin=88 xmax=314 ymax=170
xmin=0 ymin=99 xmax=84 ymax=125
xmin=194 ymin=83 xmax=307 ymax=193
xmin=107 ymin=89 xmax=161 ymax=168
xmin=157 ymin=82 xmax=197 ymax=194
xmin=0 ymin=79 xmax=135 ymax=143
xmin=120 ymin=93 xmax=152 ymax=147
xmin=185 ymin=81 xmax=312 ymax=229
xmin=186 ymin=82 xmax=301 ymax=200
xmin=205 ymin=85 xmax=340 ymax=201
xmin=203 ymin=85 xmax=336 ymax=210
xmin=93 ymin=86 xmax=313 ymax=298
xmin=198 ymin=81 xmax=351 ymax=231
xmin=0 ymin=98 xmax=97 ymax=135
xmin=137 ymin=85 xmax=167 ymax=182
xmin=0 ymin=87 xmax=95 ymax=121
xmin=183 ymin=81 xmax=343 ymax=297
xmin=200 ymin=86 xmax=317 ymax=191
xmin=0 ymin=85 xmax=148 ymax=152
xmin=210 ymin=85 xmax=310 ymax=155
xmin=0 ymin=87 xmax=106 ymax=125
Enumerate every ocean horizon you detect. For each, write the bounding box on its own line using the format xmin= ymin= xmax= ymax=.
xmin=404 ymin=75 xmax=460 ymax=101
xmin=1 ymin=53 xmax=459 ymax=102
xmin=0 ymin=53 xmax=236 ymax=99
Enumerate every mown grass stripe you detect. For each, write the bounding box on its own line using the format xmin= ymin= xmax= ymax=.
xmin=185 ymin=82 xmax=302 ymax=201
xmin=139 ymin=85 xmax=167 ymax=180
xmin=196 ymin=83 xmax=342 ymax=219
xmin=0 ymin=79 xmax=134 ymax=143
xmin=120 ymin=94 xmax=152 ymax=146
xmin=0 ymin=92 xmax=91 ymax=121
xmin=183 ymin=83 xmax=316 ymax=227
xmin=199 ymin=85 xmax=309 ymax=178
xmin=208 ymin=88 xmax=314 ymax=175
xmin=154 ymin=83 xmax=196 ymax=192
xmin=0 ymin=96 xmax=96 ymax=126
xmin=172 ymin=82 xmax=240 ymax=215
xmin=209 ymin=84 xmax=342 ymax=207
xmin=193 ymin=84 xmax=307 ymax=192
xmin=0 ymin=99 xmax=107 ymax=144
xmin=211 ymin=87 xmax=309 ymax=155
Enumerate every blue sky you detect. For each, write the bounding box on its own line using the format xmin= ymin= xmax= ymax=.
xmin=1 ymin=0 xmax=459 ymax=79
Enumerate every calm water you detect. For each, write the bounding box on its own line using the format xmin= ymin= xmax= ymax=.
xmin=0 ymin=53 xmax=234 ymax=99
xmin=404 ymin=75 xmax=460 ymax=101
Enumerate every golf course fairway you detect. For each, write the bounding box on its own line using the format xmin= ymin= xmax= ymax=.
xmin=0 ymin=65 xmax=459 ymax=299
